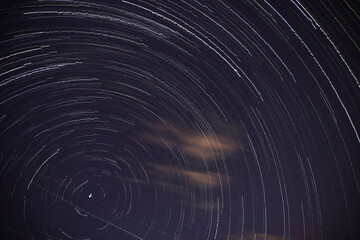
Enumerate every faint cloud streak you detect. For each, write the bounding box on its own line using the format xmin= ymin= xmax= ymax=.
xmin=140 ymin=121 xmax=246 ymax=161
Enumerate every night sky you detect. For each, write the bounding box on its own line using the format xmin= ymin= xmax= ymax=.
xmin=1 ymin=0 xmax=360 ymax=240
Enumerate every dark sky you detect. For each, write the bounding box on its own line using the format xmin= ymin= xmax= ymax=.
xmin=1 ymin=0 xmax=359 ymax=240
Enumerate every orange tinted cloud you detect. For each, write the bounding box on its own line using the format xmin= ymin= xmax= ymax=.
xmin=179 ymin=199 xmax=218 ymax=211
xmin=150 ymin=163 xmax=230 ymax=189
xmin=140 ymin=122 xmax=245 ymax=161
xmin=182 ymin=169 xmax=229 ymax=188
xmin=184 ymin=134 xmax=239 ymax=159
xmin=228 ymin=233 xmax=287 ymax=240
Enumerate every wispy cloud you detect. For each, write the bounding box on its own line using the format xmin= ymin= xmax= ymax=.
xmin=150 ymin=163 xmax=230 ymax=189
xmin=227 ymin=233 xmax=287 ymax=240
xmin=117 ymin=163 xmax=230 ymax=194
xmin=140 ymin=121 xmax=246 ymax=161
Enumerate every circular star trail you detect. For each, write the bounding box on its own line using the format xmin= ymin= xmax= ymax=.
xmin=1 ymin=1 xmax=359 ymax=240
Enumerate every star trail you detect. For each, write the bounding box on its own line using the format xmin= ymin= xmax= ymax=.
xmin=0 ymin=0 xmax=359 ymax=239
